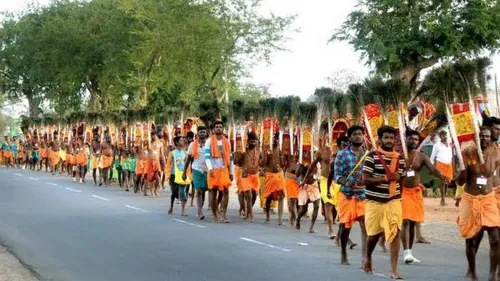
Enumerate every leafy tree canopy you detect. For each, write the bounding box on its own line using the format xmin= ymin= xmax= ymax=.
xmin=331 ymin=0 xmax=500 ymax=88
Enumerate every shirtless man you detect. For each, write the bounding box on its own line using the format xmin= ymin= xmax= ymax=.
xmin=261 ymin=134 xmax=285 ymax=225
xmin=91 ymin=134 xmax=101 ymax=185
xmin=50 ymin=140 xmax=61 ymax=175
xmin=401 ymin=129 xmax=446 ymax=264
xmin=457 ymin=126 xmax=500 ymax=281
xmin=234 ymin=132 xmax=260 ymax=222
xmin=297 ymin=150 xmax=321 ymax=233
xmin=100 ymin=138 xmax=113 ymax=186
xmin=306 ymin=140 xmax=334 ymax=238
xmin=284 ymin=150 xmax=301 ymax=227
xmin=150 ymin=131 xmax=166 ymax=196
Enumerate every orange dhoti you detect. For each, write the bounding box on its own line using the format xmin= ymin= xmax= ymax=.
xmin=263 ymin=172 xmax=285 ymax=199
xmin=50 ymin=151 xmax=60 ymax=167
xmin=240 ymin=173 xmax=259 ymax=192
xmin=76 ymin=153 xmax=87 ymax=167
xmin=298 ymin=184 xmax=321 ymax=206
xmin=101 ymin=155 xmax=112 ymax=169
xmin=285 ymin=172 xmax=299 ymax=199
xmin=493 ymin=187 xmax=500 ymax=213
xmin=147 ymin=160 xmax=160 ymax=182
xmin=208 ymin=168 xmax=232 ymax=191
xmin=457 ymin=192 xmax=500 ymax=239
xmin=41 ymin=149 xmax=48 ymax=160
xmin=402 ymin=185 xmax=425 ymax=223
xmin=337 ymin=192 xmax=366 ymax=228
xmin=435 ymin=161 xmax=453 ymax=180
xmin=2 ymin=151 xmax=12 ymax=161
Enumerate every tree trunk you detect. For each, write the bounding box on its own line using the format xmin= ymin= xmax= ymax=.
xmin=392 ymin=58 xmax=439 ymax=92
xmin=25 ymin=89 xmax=40 ymax=118
xmin=89 ymin=90 xmax=97 ymax=111
xmin=138 ymin=84 xmax=148 ymax=108
xmin=87 ymin=77 xmax=101 ymax=112
xmin=101 ymin=92 xmax=108 ymax=112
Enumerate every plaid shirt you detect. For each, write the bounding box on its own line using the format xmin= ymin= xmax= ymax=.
xmin=333 ymin=146 xmax=366 ymax=200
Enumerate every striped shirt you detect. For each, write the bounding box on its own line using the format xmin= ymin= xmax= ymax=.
xmin=362 ymin=151 xmax=406 ymax=203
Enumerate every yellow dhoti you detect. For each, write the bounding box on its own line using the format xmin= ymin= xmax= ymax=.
xmin=365 ymin=199 xmax=402 ymax=243
xmin=320 ymin=176 xmax=335 ymax=205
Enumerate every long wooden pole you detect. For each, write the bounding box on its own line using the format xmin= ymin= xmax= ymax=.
xmin=446 ymin=104 xmax=465 ymax=171
xmin=495 ymin=74 xmax=499 ymax=117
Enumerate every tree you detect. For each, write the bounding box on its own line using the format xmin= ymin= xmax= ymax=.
xmin=331 ymin=0 xmax=500 ymax=90
xmin=192 ymin=0 xmax=295 ymax=109
xmin=326 ymin=69 xmax=362 ymax=92
xmin=229 ymin=82 xmax=270 ymax=104
xmin=39 ymin=0 xmax=137 ymax=111
xmin=0 ymin=4 xmax=50 ymax=118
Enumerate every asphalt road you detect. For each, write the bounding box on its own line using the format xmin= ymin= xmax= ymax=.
xmin=0 ymin=167 xmax=493 ymax=281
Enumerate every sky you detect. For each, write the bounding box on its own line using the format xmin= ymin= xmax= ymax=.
xmin=1 ymin=0 xmax=500 ymax=105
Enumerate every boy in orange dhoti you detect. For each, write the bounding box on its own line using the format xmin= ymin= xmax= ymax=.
xmin=402 ymin=130 xmax=446 ymax=264
xmin=99 ymin=140 xmax=113 ymax=186
xmin=50 ymin=142 xmax=60 ymax=175
xmin=285 ymin=152 xmax=300 ymax=227
xmin=40 ymin=143 xmax=48 ymax=172
xmin=234 ymin=132 xmax=260 ymax=222
xmin=145 ymin=149 xmax=161 ymax=197
xmin=76 ymin=142 xmax=88 ymax=184
xmin=262 ymin=134 xmax=285 ymax=225
xmin=134 ymin=149 xmax=147 ymax=194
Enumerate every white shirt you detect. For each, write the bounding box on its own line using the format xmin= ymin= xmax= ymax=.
xmin=204 ymin=138 xmax=234 ymax=174
xmin=430 ymin=142 xmax=453 ymax=165
xmin=187 ymin=142 xmax=207 ymax=172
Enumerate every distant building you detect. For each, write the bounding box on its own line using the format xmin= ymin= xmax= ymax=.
xmin=488 ymin=89 xmax=500 ymax=117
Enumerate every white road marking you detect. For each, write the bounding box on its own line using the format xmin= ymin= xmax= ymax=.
xmin=29 ymin=177 xmax=39 ymax=181
xmin=91 ymin=195 xmax=110 ymax=201
xmin=66 ymin=188 xmax=82 ymax=193
xmin=172 ymin=218 xmax=206 ymax=229
xmin=13 ymin=173 xmax=23 ymax=177
xmin=240 ymin=237 xmax=292 ymax=252
xmin=124 ymin=205 xmax=150 ymax=213
xmin=125 ymin=205 xmax=142 ymax=211
xmin=372 ymin=272 xmax=388 ymax=279
xmin=47 ymin=182 xmax=58 ymax=186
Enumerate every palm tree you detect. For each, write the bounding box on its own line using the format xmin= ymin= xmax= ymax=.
xmin=296 ymin=102 xmax=317 ymax=163
xmin=418 ymin=57 xmax=492 ymax=168
xmin=276 ymin=96 xmax=300 ymax=153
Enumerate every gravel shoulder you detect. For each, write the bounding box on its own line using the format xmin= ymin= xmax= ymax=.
xmin=423 ymin=197 xmax=481 ymax=246
xmin=0 ymin=245 xmax=39 ymax=281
